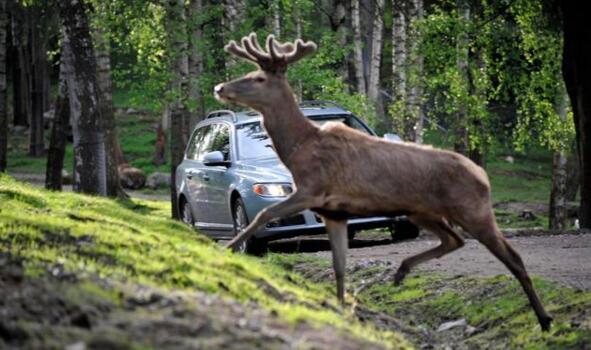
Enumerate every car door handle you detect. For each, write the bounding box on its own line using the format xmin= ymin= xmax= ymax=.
xmin=202 ymin=174 xmax=210 ymax=181
xmin=187 ymin=171 xmax=196 ymax=179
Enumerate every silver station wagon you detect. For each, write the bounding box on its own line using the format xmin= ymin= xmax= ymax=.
xmin=175 ymin=101 xmax=418 ymax=252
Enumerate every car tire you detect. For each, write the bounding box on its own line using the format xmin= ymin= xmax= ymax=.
xmin=232 ymin=198 xmax=266 ymax=255
xmin=390 ymin=220 xmax=420 ymax=241
xmin=180 ymin=199 xmax=194 ymax=227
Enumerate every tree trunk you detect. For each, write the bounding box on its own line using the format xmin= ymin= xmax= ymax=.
xmin=272 ymin=0 xmax=281 ymax=37
xmin=453 ymin=0 xmax=469 ymax=155
xmin=408 ymin=0 xmax=424 ymax=143
xmin=45 ymin=37 xmax=70 ymax=191
xmin=329 ymin=0 xmax=348 ymax=82
xmin=560 ymin=2 xmax=591 ymax=228
xmin=391 ymin=0 xmax=407 ymax=136
xmin=351 ymin=0 xmax=366 ymax=94
xmin=58 ymin=0 xmax=107 ymax=196
xmin=167 ymin=0 xmax=190 ymax=219
xmin=189 ymin=0 xmax=205 ymax=128
xmin=29 ymin=4 xmax=46 ymax=157
xmin=565 ymin=150 xmax=579 ymax=201
xmin=10 ymin=3 xmax=30 ymax=127
xmin=0 ymin=0 xmax=7 ymax=172
xmin=94 ymin=28 xmax=126 ymax=198
xmin=550 ymin=92 xmax=572 ymax=230
xmin=368 ymin=0 xmax=385 ymax=130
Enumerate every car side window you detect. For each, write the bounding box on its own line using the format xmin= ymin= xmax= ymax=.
xmin=186 ymin=125 xmax=210 ymax=161
xmin=208 ymin=124 xmax=231 ymax=161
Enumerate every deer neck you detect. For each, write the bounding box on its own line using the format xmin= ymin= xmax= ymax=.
xmin=260 ymin=91 xmax=316 ymax=165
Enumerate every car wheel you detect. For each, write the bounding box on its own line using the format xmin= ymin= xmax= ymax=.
xmin=232 ymin=198 xmax=265 ymax=254
xmin=390 ymin=220 xmax=420 ymax=241
xmin=180 ymin=200 xmax=194 ymax=227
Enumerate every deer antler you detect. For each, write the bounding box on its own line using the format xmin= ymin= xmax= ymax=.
xmin=224 ymin=32 xmax=317 ymax=73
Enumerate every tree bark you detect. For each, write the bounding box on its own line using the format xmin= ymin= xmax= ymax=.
xmin=45 ymin=36 xmax=70 ymax=191
xmin=351 ymin=0 xmax=366 ymax=94
xmin=189 ymin=0 xmax=205 ymax=128
xmin=58 ymin=0 xmax=107 ymax=196
xmin=367 ymin=0 xmax=384 ymax=101
xmin=549 ymin=92 xmax=569 ymax=229
xmin=565 ymin=150 xmax=579 ymax=201
xmin=167 ymin=0 xmax=190 ymax=219
xmin=272 ymin=0 xmax=281 ymax=37
xmin=391 ymin=0 xmax=407 ymax=136
xmin=29 ymin=4 xmax=46 ymax=157
xmin=10 ymin=3 xmax=30 ymax=127
xmin=94 ymin=27 xmax=126 ymax=198
xmin=0 ymin=0 xmax=7 ymax=172
xmin=560 ymin=1 xmax=591 ymax=228
xmin=368 ymin=0 xmax=385 ymax=130
xmin=453 ymin=0 xmax=469 ymax=155
xmin=406 ymin=0 xmax=424 ymax=143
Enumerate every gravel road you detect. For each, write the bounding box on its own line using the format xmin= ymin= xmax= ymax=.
xmin=269 ymin=232 xmax=591 ymax=290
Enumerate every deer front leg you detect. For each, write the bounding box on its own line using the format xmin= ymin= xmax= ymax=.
xmin=324 ymin=218 xmax=348 ymax=305
xmin=226 ymin=191 xmax=317 ymax=251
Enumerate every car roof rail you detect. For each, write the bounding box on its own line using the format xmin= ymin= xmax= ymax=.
xmin=299 ymin=100 xmax=345 ymax=110
xmin=205 ymin=109 xmax=237 ymax=122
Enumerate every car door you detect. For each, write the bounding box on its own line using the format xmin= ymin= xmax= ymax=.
xmin=201 ymin=123 xmax=234 ymax=230
xmin=184 ymin=125 xmax=212 ymax=225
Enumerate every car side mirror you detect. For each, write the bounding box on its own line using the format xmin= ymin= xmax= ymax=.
xmin=383 ymin=133 xmax=402 ymax=142
xmin=203 ymin=151 xmax=230 ymax=167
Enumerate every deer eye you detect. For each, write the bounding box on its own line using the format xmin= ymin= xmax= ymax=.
xmin=254 ymin=77 xmax=266 ymax=83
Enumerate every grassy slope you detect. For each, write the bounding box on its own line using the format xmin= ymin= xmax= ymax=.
xmin=0 ymin=175 xmax=410 ymax=349
xmin=272 ymin=254 xmax=591 ymax=350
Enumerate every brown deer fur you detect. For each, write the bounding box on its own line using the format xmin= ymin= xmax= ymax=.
xmin=215 ymin=33 xmax=552 ymax=331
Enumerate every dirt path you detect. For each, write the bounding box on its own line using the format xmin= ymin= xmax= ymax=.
xmin=270 ymin=232 xmax=591 ymax=290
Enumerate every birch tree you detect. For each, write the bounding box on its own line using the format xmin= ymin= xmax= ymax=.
xmin=405 ymin=0 xmax=424 ymax=143
xmin=166 ymin=0 xmax=190 ymax=219
xmin=549 ymin=92 xmax=569 ymax=229
xmin=58 ymin=0 xmax=107 ymax=196
xmin=351 ymin=0 xmax=365 ymax=94
xmin=94 ymin=27 xmax=126 ymax=197
xmin=391 ymin=0 xmax=407 ymax=137
xmin=189 ymin=0 xmax=205 ymax=127
xmin=45 ymin=34 xmax=70 ymax=191
xmin=0 ymin=0 xmax=7 ymax=172
xmin=367 ymin=0 xmax=385 ymax=130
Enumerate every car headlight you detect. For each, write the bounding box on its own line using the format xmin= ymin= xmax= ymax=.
xmin=252 ymin=183 xmax=293 ymax=197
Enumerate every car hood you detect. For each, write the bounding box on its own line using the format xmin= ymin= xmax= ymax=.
xmin=234 ymin=157 xmax=293 ymax=183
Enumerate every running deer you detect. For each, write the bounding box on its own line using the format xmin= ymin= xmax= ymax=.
xmin=215 ymin=33 xmax=552 ymax=331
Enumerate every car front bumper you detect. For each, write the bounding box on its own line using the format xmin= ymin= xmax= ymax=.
xmin=254 ymin=209 xmax=395 ymax=241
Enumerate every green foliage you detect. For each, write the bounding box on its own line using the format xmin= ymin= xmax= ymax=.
xmin=417 ymin=0 xmax=573 ymax=155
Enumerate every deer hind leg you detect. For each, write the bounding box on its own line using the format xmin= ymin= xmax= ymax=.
xmin=460 ymin=212 xmax=553 ymax=331
xmin=324 ymin=218 xmax=348 ymax=305
xmin=394 ymin=216 xmax=465 ymax=285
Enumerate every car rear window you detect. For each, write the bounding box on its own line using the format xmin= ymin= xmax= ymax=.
xmin=236 ymin=116 xmax=373 ymax=160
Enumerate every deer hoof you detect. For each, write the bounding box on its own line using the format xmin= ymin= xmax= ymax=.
xmin=393 ymin=265 xmax=409 ymax=286
xmin=540 ymin=315 xmax=553 ymax=332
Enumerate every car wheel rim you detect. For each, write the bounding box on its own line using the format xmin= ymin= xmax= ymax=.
xmin=182 ymin=204 xmax=192 ymax=226
xmin=234 ymin=204 xmax=248 ymax=253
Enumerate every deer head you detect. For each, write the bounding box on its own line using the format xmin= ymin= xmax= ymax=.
xmin=214 ymin=33 xmax=317 ymax=110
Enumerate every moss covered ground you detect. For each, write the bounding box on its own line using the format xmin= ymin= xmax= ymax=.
xmin=271 ymin=254 xmax=591 ymax=350
xmin=0 ymin=175 xmax=410 ymax=349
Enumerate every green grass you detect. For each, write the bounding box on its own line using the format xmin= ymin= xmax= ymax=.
xmin=0 ymin=175 xmax=411 ymax=349
xmin=270 ymin=254 xmax=591 ymax=349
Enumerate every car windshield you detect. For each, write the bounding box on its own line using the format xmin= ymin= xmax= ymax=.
xmin=236 ymin=115 xmax=372 ymax=160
